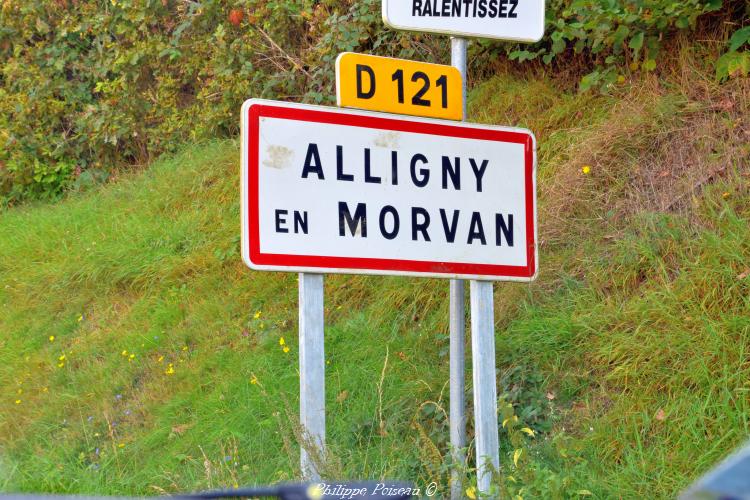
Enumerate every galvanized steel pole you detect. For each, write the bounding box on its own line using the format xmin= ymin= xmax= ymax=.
xmin=470 ymin=280 xmax=500 ymax=495
xmin=299 ymin=272 xmax=325 ymax=481
xmin=449 ymin=36 xmax=468 ymax=500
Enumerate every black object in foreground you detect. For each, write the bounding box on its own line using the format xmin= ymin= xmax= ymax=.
xmin=1 ymin=482 xmax=415 ymax=500
xmin=177 ymin=482 xmax=415 ymax=500
xmin=680 ymin=440 xmax=750 ymax=500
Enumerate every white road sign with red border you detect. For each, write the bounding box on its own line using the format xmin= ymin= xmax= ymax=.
xmin=241 ymin=99 xmax=537 ymax=281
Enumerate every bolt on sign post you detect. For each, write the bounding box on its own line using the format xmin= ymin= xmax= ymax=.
xmin=336 ymin=53 xmax=463 ymax=121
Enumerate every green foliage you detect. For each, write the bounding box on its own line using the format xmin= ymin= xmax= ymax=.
xmin=0 ymin=0 xmax=446 ymax=204
xmin=0 ymin=0 xmax=743 ymax=202
xmin=717 ymin=25 xmax=750 ymax=79
xmin=1 ymin=62 xmax=749 ymax=495
xmin=0 ymin=0 xmax=313 ymax=204
xmin=501 ymin=0 xmax=724 ymax=90
xmin=495 ymin=400 xmax=590 ymax=500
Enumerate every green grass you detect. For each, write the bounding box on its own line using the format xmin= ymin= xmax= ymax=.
xmin=1 ymin=63 xmax=748 ymax=497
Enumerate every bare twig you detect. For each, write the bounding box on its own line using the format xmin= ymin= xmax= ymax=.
xmin=254 ymin=27 xmax=311 ymax=78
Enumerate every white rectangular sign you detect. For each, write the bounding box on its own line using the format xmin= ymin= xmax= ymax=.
xmin=382 ymin=0 xmax=546 ymax=42
xmin=241 ymin=99 xmax=537 ymax=281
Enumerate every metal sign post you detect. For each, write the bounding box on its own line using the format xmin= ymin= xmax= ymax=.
xmin=298 ymin=272 xmax=325 ymax=480
xmin=241 ymin=97 xmax=538 ymax=493
xmin=449 ymin=36 xmax=468 ymax=500
xmin=470 ymin=280 xmax=500 ymax=494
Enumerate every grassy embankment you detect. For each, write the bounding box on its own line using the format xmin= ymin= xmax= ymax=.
xmin=1 ymin=39 xmax=749 ymax=498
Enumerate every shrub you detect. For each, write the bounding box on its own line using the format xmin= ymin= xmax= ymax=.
xmin=0 ymin=0 xmax=741 ymax=204
xmin=717 ymin=25 xmax=750 ymax=80
xmin=492 ymin=0 xmax=725 ymax=90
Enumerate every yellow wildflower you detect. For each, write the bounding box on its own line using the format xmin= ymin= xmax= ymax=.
xmin=466 ymin=487 xmax=477 ymax=499
xmin=283 ymin=346 xmax=290 ymax=354
xmin=58 ymin=362 xmax=65 ymax=368
xmin=722 ymin=192 xmax=730 ymax=199
xmin=279 ymin=337 xmax=286 ymax=346
xmin=58 ymin=355 xmax=66 ymax=361
xmin=165 ymin=363 xmax=175 ymax=375
xmin=182 ymin=346 xmax=188 ymax=351
xmin=250 ymin=375 xmax=258 ymax=385
xmin=121 ymin=350 xmax=128 ymax=356
xmin=118 ymin=443 xmax=125 ymax=448
xmin=15 ymin=399 xmax=21 ymax=405
xmin=49 ymin=336 xmax=55 ymax=342
xmin=157 ymin=355 xmax=164 ymax=363
xmin=128 ymin=354 xmax=135 ymax=362
xmin=253 ymin=311 xmax=261 ymax=319
xmin=582 ymin=165 xmax=591 ymax=175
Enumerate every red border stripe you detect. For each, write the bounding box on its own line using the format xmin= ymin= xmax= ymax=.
xmin=247 ymin=103 xmax=536 ymax=279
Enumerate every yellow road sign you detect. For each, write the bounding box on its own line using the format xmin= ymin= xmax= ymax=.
xmin=336 ymin=53 xmax=463 ymax=121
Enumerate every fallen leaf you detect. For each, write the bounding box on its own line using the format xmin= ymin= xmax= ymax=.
xmin=513 ymin=448 xmax=523 ymax=467
xmin=738 ymin=269 xmax=749 ymax=280
xmin=546 ymin=392 xmax=556 ymax=401
xmin=718 ymin=98 xmax=735 ymax=112
xmin=655 ymin=408 xmax=666 ymax=421
xmin=336 ymin=390 xmax=349 ymax=403
xmin=172 ymin=423 xmax=193 ymax=435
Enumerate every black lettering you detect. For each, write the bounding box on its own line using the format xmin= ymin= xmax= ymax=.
xmin=379 ymin=205 xmax=400 ymax=240
xmin=423 ymin=0 xmax=432 ymax=15
xmin=411 ymin=207 xmax=431 ymax=241
xmin=336 ymin=145 xmax=353 ymax=182
xmin=467 ymin=212 xmax=486 ymax=245
xmin=391 ymin=151 xmax=399 ymax=185
xmin=470 ymin=158 xmax=489 ymax=192
xmin=411 ymin=71 xmax=431 ymax=106
xmin=412 ymin=0 xmax=423 ymax=16
xmin=478 ymin=0 xmax=487 ymax=17
xmin=495 ymin=214 xmax=514 ymax=247
xmin=363 ymin=148 xmax=381 ymax=184
xmin=338 ymin=202 xmax=367 ymax=237
xmin=498 ymin=0 xmax=508 ymax=18
xmin=508 ymin=0 xmax=517 ymax=18
xmin=463 ymin=0 xmax=471 ymax=16
xmin=488 ymin=0 xmax=498 ymax=17
xmin=452 ymin=0 xmax=461 ymax=16
xmin=439 ymin=209 xmax=460 ymax=243
xmin=301 ymin=143 xmax=324 ymax=180
xmin=410 ymin=154 xmax=430 ymax=187
xmin=294 ymin=211 xmax=308 ymax=234
xmin=432 ymin=0 xmax=440 ymax=16
xmin=441 ymin=156 xmax=461 ymax=190
xmin=441 ymin=0 xmax=450 ymax=16
xmin=275 ymin=210 xmax=289 ymax=234
xmin=356 ymin=64 xmax=376 ymax=99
